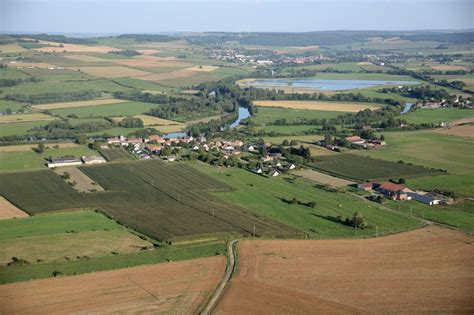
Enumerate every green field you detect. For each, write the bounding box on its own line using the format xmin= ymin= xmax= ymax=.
xmin=51 ymin=101 xmax=158 ymax=118
xmin=253 ymin=106 xmax=343 ymax=125
xmin=401 ymin=108 xmax=473 ymax=124
xmin=407 ymin=174 xmax=474 ymax=199
xmin=0 ymin=100 xmax=24 ymax=113
xmin=190 ymin=162 xmax=422 ymax=238
xmin=255 ymin=125 xmax=320 ymax=135
xmin=99 ymin=147 xmax=133 ymax=161
xmin=0 ymin=210 xmax=153 ymax=266
xmin=307 ymin=153 xmax=441 ymax=181
xmin=0 ymin=145 xmax=97 ymax=172
xmin=0 ymin=120 xmax=47 ymax=137
xmin=0 ymin=161 xmax=301 ymax=241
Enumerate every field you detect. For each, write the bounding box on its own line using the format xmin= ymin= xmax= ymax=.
xmin=0 ymin=196 xmax=28 ymax=220
xmin=51 ymin=101 xmax=158 ymax=118
xmin=254 ymin=100 xmax=379 ymax=112
xmin=216 ymin=226 xmax=474 ymax=314
xmin=437 ymin=125 xmax=474 ymax=138
xmin=0 ymin=113 xmax=54 ymax=124
xmin=401 ymin=108 xmax=473 ymax=124
xmin=0 ymin=210 xmax=153 ymax=266
xmin=99 ymin=147 xmax=133 ymax=161
xmin=31 ymin=98 xmax=129 ymax=110
xmin=0 ymin=121 xmax=48 ymax=137
xmin=307 ymin=153 xmax=440 ymax=181
xmin=0 ymin=256 xmax=225 ymax=314
xmin=69 ymin=66 xmax=154 ymax=78
xmin=253 ymin=106 xmax=343 ymax=125
xmin=0 ymin=142 xmax=79 ymax=153
xmin=191 ymin=162 xmax=422 ymax=238
xmin=291 ymin=169 xmax=355 ymax=187
xmin=0 ymin=161 xmax=300 ymax=241
xmin=54 ymin=167 xmax=105 ymax=193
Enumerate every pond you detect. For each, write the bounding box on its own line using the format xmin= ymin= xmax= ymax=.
xmin=245 ymin=78 xmax=419 ymax=91
xmin=164 ymin=107 xmax=251 ymax=138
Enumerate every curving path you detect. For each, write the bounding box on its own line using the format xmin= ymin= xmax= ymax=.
xmin=201 ymin=240 xmax=238 ymax=315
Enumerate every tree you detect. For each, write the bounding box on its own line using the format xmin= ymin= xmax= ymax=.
xmin=380 ymin=134 xmax=385 ymax=141
xmin=346 ymin=212 xmax=368 ymax=229
xmin=289 ymin=140 xmax=297 ymax=146
xmin=398 ymin=178 xmax=406 ymax=184
xmin=76 ymin=134 xmax=87 ymax=145
xmin=36 ymin=142 xmax=45 ymax=154
xmin=5 ymin=108 xmax=12 ymax=115
xmin=282 ymin=139 xmax=289 ymax=146
xmin=324 ymin=133 xmax=332 ymax=145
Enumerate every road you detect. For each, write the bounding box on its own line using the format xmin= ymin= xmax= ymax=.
xmin=201 ymin=240 xmax=238 ymax=315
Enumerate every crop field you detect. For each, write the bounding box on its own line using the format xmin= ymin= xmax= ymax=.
xmin=401 ymin=108 xmax=473 ymax=124
xmin=216 ymin=226 xmax=473 ymax=314
xmin=0 ymin=196 xmax=28 ymax=220
xmin=0 ymin=121 xmax=47 ymax=137
xmin=351 ymin=130 xmax=474 ymax=175
xmin=54 ymin=167 xmax=105 ymax=193
xmin=0 ymin=161 xmax=301 ymax=241
xmin=254 ymin=100 xmax=380 ymax=112
xmin=0 ymin=43 xmax=27 ymax=53
xmin=33 ymin=42 xmax=119 ymax=54
xmin=0 ymin=113 xmax=54 ymax=124
xmin=307 ymin=153 xmax=441 ymax=181
xmin=68 ymin=65 xmax=154 ymax=78
xmin=99 ymin=147 xmax=133 ymax=161
xmin=253 ymin=106 xmax=343 ymax=125
xmin=0 ymin=142 xmax=79 ymax=153
xmin=63 ymin=54 xmax=111 ymax=63
xmin=255 ymin=125 xmax=319 ymax=135
xmin=191 ymin=162 xmax=421 ymax=238
xmin=0 ymin=100 xmax=23 ymax=113
xmin=0 ymin=256 xmax=225 ymax=314
xmin=32 ymin=98 xmax=129 ymax=110
xmin=51 ymin=101 xmax=158 ymax=118
xmin=0 ymin=210 xmax=153 ymax=266
xmin=291 ymin=169 xmax=355 ymax=187
xmin=437 ymin=125 xmax=474 ymax=138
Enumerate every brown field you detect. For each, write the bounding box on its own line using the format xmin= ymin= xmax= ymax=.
xmin=430 ymin=64 xmax=471 ymax=71
xmin=437 ymin=125 xmax=474 ymax=138
xmin=68 ymin=66 xmax=153 ymax=78
xmin=138 ymin=68 xmax=197 ymax=82
xmin=0 ymin=196 xmax=28 ymax=220
xmin=0 ymin=113 xmax=54 ymax=124
xmin=54 ymin=167 xmax=105 ymax=193
xmin=216 ymin=226 xmax=474 ymax=314
xmin=8 ymin=62 xmax=55 ymax=69
xmin=113 ymin=115 xmax=184 ymax=127
xmin=131 ymin=40 xmax=191 ymax=50
xmin=0 ymin=44 xmax=27 ymax=54
xmin=63 ymin=54 xmax=110 ymax=62
xmin=34 ymin=42 xmax=118 ymax=54
xmin=136 ymin=49 xmax=161 ymax=55
xmin=450 ymin=116 xmax=474 ymax=126
xmin=32 ymin=98 xmax=129 ymax=110
xmin=291 ymin=169 xmax=355 ymax=187
xmin=0 ymin=256 xmax=225 ymax=314
xmin=0 ymin=142 xmax=79 ymax=153
xmin=114 ymin=55 xmax=191 ymax=68
xmin=254 ymin=100 xmax=379 ymax=112
xmin=187 ymin=65 xmax=219 ymax=72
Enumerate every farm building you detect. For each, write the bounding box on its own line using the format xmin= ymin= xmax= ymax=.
xmin=47 ymin=156 xmax=82 ymax=168
xmin=376 ymin=182 xmax=409 ymax=200
xmin=162 ymin=155 xmax=177 ymax=162
xmin=408 ymin=193 xmax=441 ymax=205
xmin=146 ymin=145 xmax=161 ymax=153
xmin=81 ymin=155 xmax=107 ymax=165
xmin=358 ymin=182 xmax=374 ymax=191
xmin=148 ymin=135 xmax=166 ymax=144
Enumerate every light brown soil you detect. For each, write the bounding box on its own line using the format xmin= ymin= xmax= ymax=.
xmin=292 ymin=169 xmax=355 ymax=187
xmin=430 ymin=65 xmax=471 ymax=71
xmin=0 ymin=196 xmax=28 ymax=220
xmin=437 ymin=125 xmax=474 ymax=138
xmin=54 ymin=167 xmax=105 ymax=193
xmin=254 ymin=100 xmax=379 ymax=112
xmin=68 ymin=66 xmax=153 ymax=78
xmin=216 ymin=226 xmax=474 ymax=314
xmin=0 ymin=256 xmax=226 ymax=314
xmin=0 ymin=113 xmax=54 ymax=124
xmin=0 ymin=143 xmax=78 ymax=153
xmin=32 ymin=98 xmax=128 ymax=110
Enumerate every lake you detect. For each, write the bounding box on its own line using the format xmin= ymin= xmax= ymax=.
xmin=245 ymin=78 xmax=419 ymax=91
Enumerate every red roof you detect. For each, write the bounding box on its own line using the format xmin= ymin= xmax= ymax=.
xmin=379 ymin=182 xmax=405 ymax=192
xmin=345 ymin=136 xmax=362 ymax=143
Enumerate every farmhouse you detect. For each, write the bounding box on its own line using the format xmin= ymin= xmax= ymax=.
xmin=47 ymin=156 xmax=82 ymax=168
xmin=81 ymin=155 xmax=107 ymax=165
xmin=148 ymin=135 xmax=166 ymax=144
xmin=376 ymin=182 xmax=409 ymax=200
xmin=146 ymin=144 xmax=161 ymax=153
xmin=358 ymin=182 xmax=374 ymax=191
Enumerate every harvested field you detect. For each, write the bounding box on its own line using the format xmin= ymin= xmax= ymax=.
xmin=254 ymin=100 xmax=379 ymax=112
xmin=136 ymin=49 xmax=161 ymax=55
xmin=0 ymin=44 xmax=27 ymax=54
xmin=0 ymin=142 xmax=78 ymax=153
xmin=0 ymin=197 xmax=28 ymax=220
xmin=0 ymin=256 xmax=225 ymax=314
xmin=32 ymin=98 xmax=129 ymax=110
xmin=450 ymin=116 xmax=474 ymax=126
xmin=216 ymin=226 xmax=474 ymax=314
xmin=437 ymin=125 xmax=474 ymax=138
xmin=63 ymin=54 xmax=110 ymax=62
xmin=115 ymin=56 xmax=191 ymax=68
xmin=69 ymin=66 xmax=153 ymax=78
xmin=0 ymin=113 xmax=54 ymax=124
xmin=54 ymin=167 xmax=105 ymax=193
xmin=138 ymin=68 xmax=197 ymax=81
xmin=34 ymin=43 xmax=118 ymax=54
xmin=187 ymin=65 xmax=219 ymax=72
xmin=291 ymin=169 xmax=355 ymax=187
xmin=8 ymin=62 xmax=55 ymax=69
xmin=430 ymin=64 xmax=471 ymax=71
xmin=112 ymin=115 xmax=183 ymax=127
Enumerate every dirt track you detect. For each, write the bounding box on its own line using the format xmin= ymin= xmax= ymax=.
xmin=0 ymin=256 xmax=225 ymax=314
xmin=215 ymin=226 xmax=474 ymax=314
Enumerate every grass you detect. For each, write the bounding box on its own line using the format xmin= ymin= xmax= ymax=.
xmin=0 ymin=113 xmax=54 ymax=123
xmin=307 ymin=153 xmax=441 ymax=181
xmin=190 ymin=162 xmax=422 ymax=238
xmin=351 ymin=130 xmax=474 ymax=175
xmin=0 ymin=100 xmax=24 ymax=113
xmin=407 ymin=174 xmax=474 ymax=199
xmin=0 ymin=145 xmax=97 ymax=172
xmin=255 ymin=125 xmax=320 ymax=135
xmin=254 ymin=100 xmax=380 ymax=112
xmin=385 ymin=200 xmax=474 ymax=233
xmin=0 ymin=241 xmax=226 ymax=284
xmin=0 ymin=120 xmax=48 ymax=137
xmin=253 ymin=106 xmax=346 ymax=125
xmin=401 ymin=108 xmax=474 ymax=124
xmin=51 ymin=101 xmax=159 ymax=118
xmin=0 ymin=210 xmax=153 ymax=266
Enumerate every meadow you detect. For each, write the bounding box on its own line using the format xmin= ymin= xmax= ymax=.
xmin=32 ymin=98 xmax=129 ymax=110
xmin=401 ymin=108 xmax=473 ymax=124
xmin=0 ymin=120 xmax=50 ymax=137
xmin=254 ymin=100 xmax=380 ymax=112
xmin=307 ymin=154 xmax=441 ymax=181
xmin=51 ymin=101 xmax=158 ymax=118
xmin=253 ymin=106 xmax=345 ymax=125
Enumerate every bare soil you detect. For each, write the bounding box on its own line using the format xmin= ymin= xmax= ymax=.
xmin=0 ymin=196 xmax=28 ymax=220
xmin=0 ymin=256 xmax=226 ymax=314
xmin=216 ymin=226 xmax=474 ymax=314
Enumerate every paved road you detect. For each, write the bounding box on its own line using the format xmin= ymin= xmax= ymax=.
xmin=201 ymin=240 xmax=238 ymax=315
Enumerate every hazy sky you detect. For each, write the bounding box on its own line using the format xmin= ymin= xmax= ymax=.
xmin=1 ymin=0 xmax=473 ymax=34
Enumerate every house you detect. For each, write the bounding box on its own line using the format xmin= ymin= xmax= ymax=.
xmin=268 ymin=169 xmax=280 ymax=177
xmin=146 ymin=144 xmax=161 ymax=153
xmin=48 ymin=156 xmax=82 ymax=168
xmin=357 ymin=182 xmax=374 ymax=191
xmin=81 ymin=155 xmax=106 ymax=165
xmin=260 ymin=155 xmax=273 ymax=162
xmin=345 ymin=136 xmax=363 ymax=143
xmin=288 ymin=163 xmax=296 ymax=170
xmin=148 ymin=135 xmax=166 ymax=144
xmin=252 ymin=167 xmax=263 ymax=174
xmin=408 ymin=193 xmax=441 ymax=205
xmin=246 ymin=145 xmax=255 ymax=152
xmin=107 ymin=137 xmax=121 ymax=145
xmin=162 ymin=155 xmax=177 ymax=162
xmin=127 ymin=138 xmax=143 ymax=145
xmin=376 ymin=182 xmax=409 ymax=200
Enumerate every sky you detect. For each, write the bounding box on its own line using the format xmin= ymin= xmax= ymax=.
xmin=1 ymin=0 xmax=473 ymax=35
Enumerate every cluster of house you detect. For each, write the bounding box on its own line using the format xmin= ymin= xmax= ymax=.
xmin=358 ymin=181 xmax=450 ymax=206
xmin=47 ymin=155 xmax=106 ymax=168
xmin=251 ymin=152 xmax=296 ymax=177
xmin=317 ymin=136 xmax=386 ymax=151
